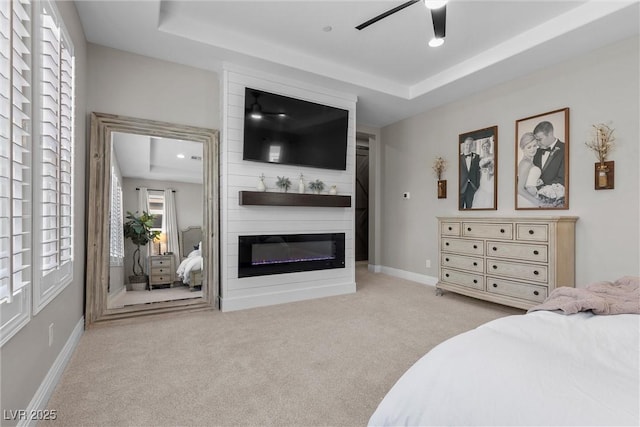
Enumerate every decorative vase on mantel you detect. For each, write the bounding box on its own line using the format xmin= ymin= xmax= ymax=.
xmin=257 ymin=174 xmax=266 ymax=192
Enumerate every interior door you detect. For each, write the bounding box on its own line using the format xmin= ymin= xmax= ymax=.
xmin=355 ymin=145 xmax=369 ymax=262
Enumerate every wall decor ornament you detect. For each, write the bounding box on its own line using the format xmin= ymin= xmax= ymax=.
xmin=308 ymin=179 xmax=325 ymax=194
xmin=298 ymin=173 xmax=306 ymax=193
xmin=276 ymin=176 xmax=292 ymax=192
xmin=432 ymin=156 xmax=447 ymax=199
xmin=329 ymin=185 xmax=338 ymax=195
xmin=515 ymin=108 xmax=569 ymax=210
xmin=458 ymin=126 xmax=498 ymax=210
xmin=585 ymin=123 xmax=615 ymax=190
xmin=257 ymin=173 xmax=266 ymax=192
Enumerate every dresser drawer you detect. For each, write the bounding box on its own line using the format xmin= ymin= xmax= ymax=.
xmin=151 ymin=266 xmax=172 ymax=276
xmin=441 ymin=222 xmax=461 ymax=236
xmin=150 ymin=257 xmax=172 ymax=267
xmin=462 ymin=222 xmax=513 ymax=240
xmin=150 ymin=274 xmax=172 ymax=284
xmin=486 ymin=259 xmax=548 ymax=283
xmin=441 ymin=253 xmax=483 ymax=273
xmin=516 ymin=223 xmax=549 ymax=242
xmin=487 ymin=277 xmax=548 ymax=303
xmin=441 ymin=268 xmax=484 ymax=291
xmin=486 ymin=241 xmax=548 ymax=263
xmin=442 ymin=238 xmax=484 ymax=256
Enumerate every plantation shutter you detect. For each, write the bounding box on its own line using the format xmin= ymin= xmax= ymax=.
xmin=0 ymin=0 xmax=32 ymax=304
xmin=34 ymin=2 xmax=74 ymax=312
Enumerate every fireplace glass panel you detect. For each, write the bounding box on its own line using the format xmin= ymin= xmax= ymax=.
xmin=238 ymin=233 xmax=345 ymax=278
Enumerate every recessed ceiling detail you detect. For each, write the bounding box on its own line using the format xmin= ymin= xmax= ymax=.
xmin=76 ymin=1 xmax=639 ymax=127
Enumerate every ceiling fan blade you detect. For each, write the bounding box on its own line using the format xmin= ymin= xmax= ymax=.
xmin=356 ymin=0 xmax=421 ymax=30
xmin=431 ymin=5 xmax=446 ymax=38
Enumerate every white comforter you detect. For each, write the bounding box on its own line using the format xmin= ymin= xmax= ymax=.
xmin=176 ymin=250 xmax=202 ymax=285
xmin=369 ymin=311 xmax=639 ymax=426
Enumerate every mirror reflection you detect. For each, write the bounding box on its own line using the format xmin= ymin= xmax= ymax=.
xmin=107 ymin=132 xmax=204 ymax=308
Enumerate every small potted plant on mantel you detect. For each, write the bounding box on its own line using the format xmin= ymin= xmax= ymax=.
xmin=123 ymin=211 xmax=160 ymax=291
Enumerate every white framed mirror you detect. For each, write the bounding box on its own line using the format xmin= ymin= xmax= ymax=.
xmin=85 ymin=113 xmax=219 ymax=328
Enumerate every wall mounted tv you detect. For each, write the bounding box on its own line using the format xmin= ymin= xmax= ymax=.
xmin=243 ymin=87 xmax=349 ymax=170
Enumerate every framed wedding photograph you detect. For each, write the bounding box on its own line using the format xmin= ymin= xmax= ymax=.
xmin=458 ymin=126 xmax=498 ymax=211
xmin=515 ymin=108 xmax=569 ymax=210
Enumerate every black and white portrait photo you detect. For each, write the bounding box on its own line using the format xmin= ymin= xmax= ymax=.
xmin=458 ymin=126 xmax=498 ymax=211
xmin=515 ymin=108 xmax=569 ymax=210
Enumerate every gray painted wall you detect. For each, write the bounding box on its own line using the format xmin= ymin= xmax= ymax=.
xmin=378 ymin=36 xmax=639 ymax=285
xmin=0 ymin=1 xmax=87 ymax=422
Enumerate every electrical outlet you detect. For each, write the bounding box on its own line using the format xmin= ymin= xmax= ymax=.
xmin=403 ymin=192 xmax=410 ymax=199
xmin=49 ymin=323 xmax=54 ymax=347
xmin=425 ymin=259 xmax=431 ymax=268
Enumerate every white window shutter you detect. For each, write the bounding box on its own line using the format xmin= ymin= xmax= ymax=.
xmin=33 ymin=1 xmax=74 ymax=313
xmin=1 ymin=0 xmax=32 ymax=346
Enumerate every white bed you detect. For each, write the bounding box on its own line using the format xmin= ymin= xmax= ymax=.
xmin=177 ymin=226 xmax=203 ymax=289
xmin=369 ymin=304 xmax=639 ymax=426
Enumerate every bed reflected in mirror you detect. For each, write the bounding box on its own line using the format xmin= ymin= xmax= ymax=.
xmin=86 ymin=113 xmax=218 ymax=328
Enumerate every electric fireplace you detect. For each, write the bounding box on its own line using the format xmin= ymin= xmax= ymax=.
xmin=238 ymin=233 xmax=345 ymax=278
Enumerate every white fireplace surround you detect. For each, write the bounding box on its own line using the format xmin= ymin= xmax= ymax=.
xmin=219 ymin=66 xmax=357 ymax=311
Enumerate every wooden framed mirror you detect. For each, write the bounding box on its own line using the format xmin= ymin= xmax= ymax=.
xmin=85 ymin=113 xmax=219 ymax=328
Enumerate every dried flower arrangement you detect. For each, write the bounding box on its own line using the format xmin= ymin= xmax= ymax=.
xmin=585 ymin=123 xmax=615 ymax=164
xmin=432 ymin=157 xmax=447 ymax=180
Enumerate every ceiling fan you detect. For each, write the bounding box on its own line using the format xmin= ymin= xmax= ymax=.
xmin=356 ymin=0 xmax=447 ymax=46
xmin=247 ymin=91 xmax=286 ymax=120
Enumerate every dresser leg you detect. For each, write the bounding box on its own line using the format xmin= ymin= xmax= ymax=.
xmin=435 ymin=288 xmax=443 ymax=296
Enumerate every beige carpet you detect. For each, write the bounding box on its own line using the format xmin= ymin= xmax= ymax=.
xmin=47 ymin=264 xmax=522 ymax=426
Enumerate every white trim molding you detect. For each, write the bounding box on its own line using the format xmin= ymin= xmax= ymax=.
xmin=376 ymin=265 xmax=438 ymax=287
xmin=17 ymin=317 xmax=84 ymax=427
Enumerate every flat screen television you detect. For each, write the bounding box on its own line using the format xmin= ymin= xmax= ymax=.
xmin=243 ymin=87 xmax=349 ymax=170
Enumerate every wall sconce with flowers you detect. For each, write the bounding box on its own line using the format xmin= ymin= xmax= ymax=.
xmin=432 ymin=157 xmax=447 ymax=198
xmin=585 ymin=123 xmax=615 ymax=190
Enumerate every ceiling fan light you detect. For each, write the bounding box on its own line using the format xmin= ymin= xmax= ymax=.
xmin=250 ymin=103 xmax=263 ymax=119
xmin=424 ymin=0 xmax=447 ymax=10
xmin=429 ymin=37 xmax=444 ymax=47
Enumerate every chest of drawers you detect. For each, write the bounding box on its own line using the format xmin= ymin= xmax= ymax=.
xmin=437 ymin=216 xmax=577 ymax=309
xmin=149 ymin=255 xmax=175 ymax=290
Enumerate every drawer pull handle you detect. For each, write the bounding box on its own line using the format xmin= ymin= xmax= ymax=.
xmin=467 ymin=227 xmax=472 ymax=231
xmin=533 ymin=250 xmax=539 ymax=255
xmin=445 ymin=273 xmax=450 ymax=278
xmin=492 ymin=265 xmax=498 ymax=270
xmin=492 ymin=246 xmax=497 ymax=251
xmin=445 ymin=258 xmax=449 ymax=262
xmin=492 ymin=283 xmax=498 ymax=288
xmin=473 ymin=262 xmax=478 ymax=266
xmin=533 ymin=290 xmax=540 ymax=296
xmin=529 ymin=230 xmax=534 ymax=235
xmin=473 ymin=245 xmax=478 ymax=249
xmin=445 ymin=242 xmax=450 ymax=246
xmin=473 ymin=279 xmax=478 ymax=284
xmin=500 ymin=228 xmax=505 ymax=233
xmin=448 ymin=226 xmax=452 ymax=231
xmin=534 ymin=270 xmax=539 ymax=275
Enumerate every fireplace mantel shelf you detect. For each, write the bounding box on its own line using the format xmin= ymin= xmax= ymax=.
xmin=239 ymin=191 xmax=351 ymax=207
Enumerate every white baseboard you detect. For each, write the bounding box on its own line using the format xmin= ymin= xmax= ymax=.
xmin=368 ymin=264 xmax=382 ymax=273
xmin=374 ymin=265 xmax=438 ymax=287
xmin=18 ymin=317 xmax=84 ymax=427
xmin=220 ymin=282 xmax=356 ymax=312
